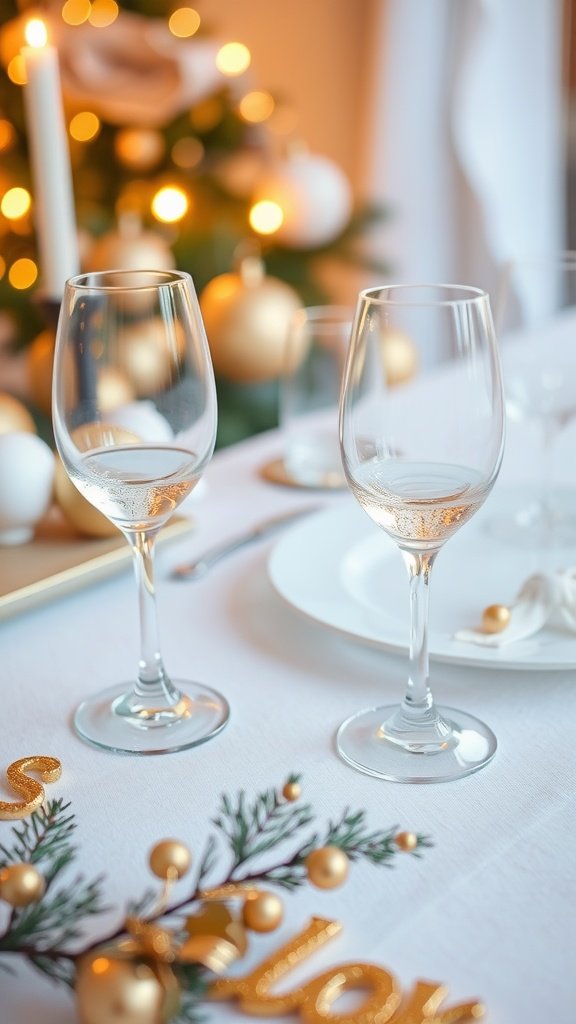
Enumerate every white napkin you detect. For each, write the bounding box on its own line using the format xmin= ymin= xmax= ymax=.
xmin=454 ymin=567 xmax=576 ymax=647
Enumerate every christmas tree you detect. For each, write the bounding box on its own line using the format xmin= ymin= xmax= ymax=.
xmin=0 ymin=0 xmax=388 ymax=445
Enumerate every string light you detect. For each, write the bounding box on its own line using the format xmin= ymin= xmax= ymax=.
xmin=115 ymin=129 xmax=165 ymax=170
xmin=9 ymin=258 xmax=38 ymax=290
xmin=61 ymin=0 xmax=91 ymax=26
xmin=216 ymin=42 xmax=251 ymax=76
xmin=1 ymin=188 xmax=32 ymax=220
xmin=7 ymin=55 xmax=26 ymax=85
xmin=0 ymin=120 xmax=16 ymax=152
xmin=169 ymin=7 xmax=201 ymax=38
xmin=151 ymin=185 xmax=189 ymax=223
xmin=238 ymin=91 xmax=275 ymax=124
xmin=249 ymin=200 xmax=283 ymax=235
xmin=69 ymin=111 xmax=100 ymax=142
xmin=89 ymin=0 xmax=119 ymax=28
xmin=171 ymin=137 xmax=204 ymax=170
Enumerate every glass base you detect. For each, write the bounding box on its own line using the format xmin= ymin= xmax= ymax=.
xmin=73 ymin=680 xmax=230 ymax=755
xmin=336 ymin=704 xmax=496 ymax=783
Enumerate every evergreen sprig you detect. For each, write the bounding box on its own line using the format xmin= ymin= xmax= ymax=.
xmin=0 ymin=777 xmax=431 ymax=1019
xmin=211 ymin=780 xmax=315 ymax=871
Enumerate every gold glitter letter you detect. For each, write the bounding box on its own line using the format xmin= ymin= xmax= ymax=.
xmin=0 ymin=756 xmax=62 ymax=820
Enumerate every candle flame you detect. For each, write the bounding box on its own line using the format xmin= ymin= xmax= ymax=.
xmin=25 ymin=19 xmax=48 ymax=49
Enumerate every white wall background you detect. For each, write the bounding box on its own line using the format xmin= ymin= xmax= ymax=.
xmin=206 ymin=0 xmax=568 ymax=357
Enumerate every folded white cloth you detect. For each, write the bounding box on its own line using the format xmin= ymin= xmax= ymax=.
xmin=454 ymin=567 xmax=576 ymax=647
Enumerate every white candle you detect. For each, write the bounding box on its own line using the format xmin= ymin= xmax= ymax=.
xmin=21 ymin=18 xmax=79 ymax=301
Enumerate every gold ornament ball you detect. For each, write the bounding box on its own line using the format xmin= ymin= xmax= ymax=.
xmin=305 ymin=846 xmax=349 ymax=889
xmin=200 ymin=259 xmax=302 ymax=383
xmin=394 ymin=831 xmax=418 ymax=852
xmin=54 ymin=424 xmax=140 ymax=538
xmin=381 ymin=327 xmax=419 ymax=387
xmin=282 ymin=780 xmax=301 ymax=802
xmin=0 ymin=863 xmax=45 ymax=906
xmin=75 ymin=954 xmax=168 ymax=1024
xmin=26 ymin=329 xmax=55 ymax=416
xmin=242 ymin=890 xmax=284 ymax=933
xmin=0 ymin=392 xmax=36 ymax=435
xmin=149 ymin=839 xmax=192 ymax=880
xmin=54 ymin=456 xmax=118 ymax=538
xmin=482 ymin=603 xmax=511 ymax=634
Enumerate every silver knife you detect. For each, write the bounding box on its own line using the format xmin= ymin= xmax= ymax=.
xmin=170 ymin=506 xmax=321 ymax=580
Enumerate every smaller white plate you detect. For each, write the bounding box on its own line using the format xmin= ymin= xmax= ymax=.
xmin=268 ymin=491 xmax=576 ymax=670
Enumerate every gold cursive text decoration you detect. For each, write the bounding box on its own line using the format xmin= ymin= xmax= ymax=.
xmin=209 ymin=916 xmax=485 ymax=1023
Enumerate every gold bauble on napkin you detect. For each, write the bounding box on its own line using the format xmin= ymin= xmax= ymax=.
xmin=455 ymin=568 xmax=576 ymax=647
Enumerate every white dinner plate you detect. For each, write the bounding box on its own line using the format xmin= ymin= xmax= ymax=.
xmin=268 ymin=489 xmax=576 ymax=670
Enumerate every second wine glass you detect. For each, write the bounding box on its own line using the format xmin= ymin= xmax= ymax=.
xmin=337 ymin=284 xmax=505 ymax=783
xmin=52 ymin=269 xmax=229 ymax=755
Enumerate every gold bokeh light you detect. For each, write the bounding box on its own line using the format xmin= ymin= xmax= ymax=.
xmin=1 ymin=187 xmax=32 ymax=220
xmin=89 ymin=0 xmax=119 ymax=28
xmin=69 ymin=111 xmax=101 ymax=142
xmin=151 ymin=185 xmax=189 ymax=223
xmin=8 ymin=55 xmax=26 ymax=85
xmin=216 ymin=42 xmax=251 ymax=76
xmin=171 ymin=137 xmax=204 ymax=169
xmin=169 ymin=7 xmax=201 ymax=38
xmin=249 ymin=200 xmax=284 ymax=235
xmin=0 ymin=120 xmax=15 ymax=152
xmin=238 ymin=91 xmax=275 ymax=124
xmin=61 ymin=0 xmax=91 ymax=26
xmin=9 ymin=257 xmax=38 ymax=290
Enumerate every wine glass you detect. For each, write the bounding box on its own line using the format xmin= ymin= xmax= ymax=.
xmin=337 ymin=284 xmax=505 ymax=783
xmin=52 ymin=269 xmax=230 ymax=755
xmin=490 ymin=253 xmax=576 ymax=546
xmin=279 ymin=305 xmax=352 ymax=488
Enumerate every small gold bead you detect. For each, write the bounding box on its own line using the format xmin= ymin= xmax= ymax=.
xmin=149 ymin=839 xmax=191 ymax=880
xmin=282 ymin=780 xmax=301 ymax=802
xmin=242 ymin=890 xmax=284 ymax=933
xmin=305 ymin=846 xmax=349 ymax=889
xmin=481 ymin=604 xmax=511 ymax=634
xmin=394 ymin=831 xmax=418 ymax=852
xmin=0 ymin=863 xmax=45 ymax=906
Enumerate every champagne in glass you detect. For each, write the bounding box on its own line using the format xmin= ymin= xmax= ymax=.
xmin=337 ymin=284 xmax=505 ymax=783
xmin=52 ymin=269 xmax=229 ymax=754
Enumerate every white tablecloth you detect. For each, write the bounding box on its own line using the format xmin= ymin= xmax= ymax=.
xmin=2 ymin=371 xmax=576 ymax=1023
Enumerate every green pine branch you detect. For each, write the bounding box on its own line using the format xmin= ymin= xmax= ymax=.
xmin=0 ymin=777 xmax=431 ymax=1013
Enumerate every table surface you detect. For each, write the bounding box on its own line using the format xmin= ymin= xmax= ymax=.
xmin=2 ymin=365 xmax=576 ymax=1023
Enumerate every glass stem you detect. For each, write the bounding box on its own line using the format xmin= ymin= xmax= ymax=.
xmin=400 ymin=549 xmax=438 ymax=722
xmin=128 ymin=529 xmax=172 ymax=698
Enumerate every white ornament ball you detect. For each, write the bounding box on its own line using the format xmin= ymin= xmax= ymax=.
xmin=253 ymin=153 xmax=353 ymax=249
xmin=0 ymin=433 xmax=55 ymax=545
xmin=86 ymin=228 xmax=175 ymax=276
xmin=106 ymin=401 xmax=173 ymax=442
